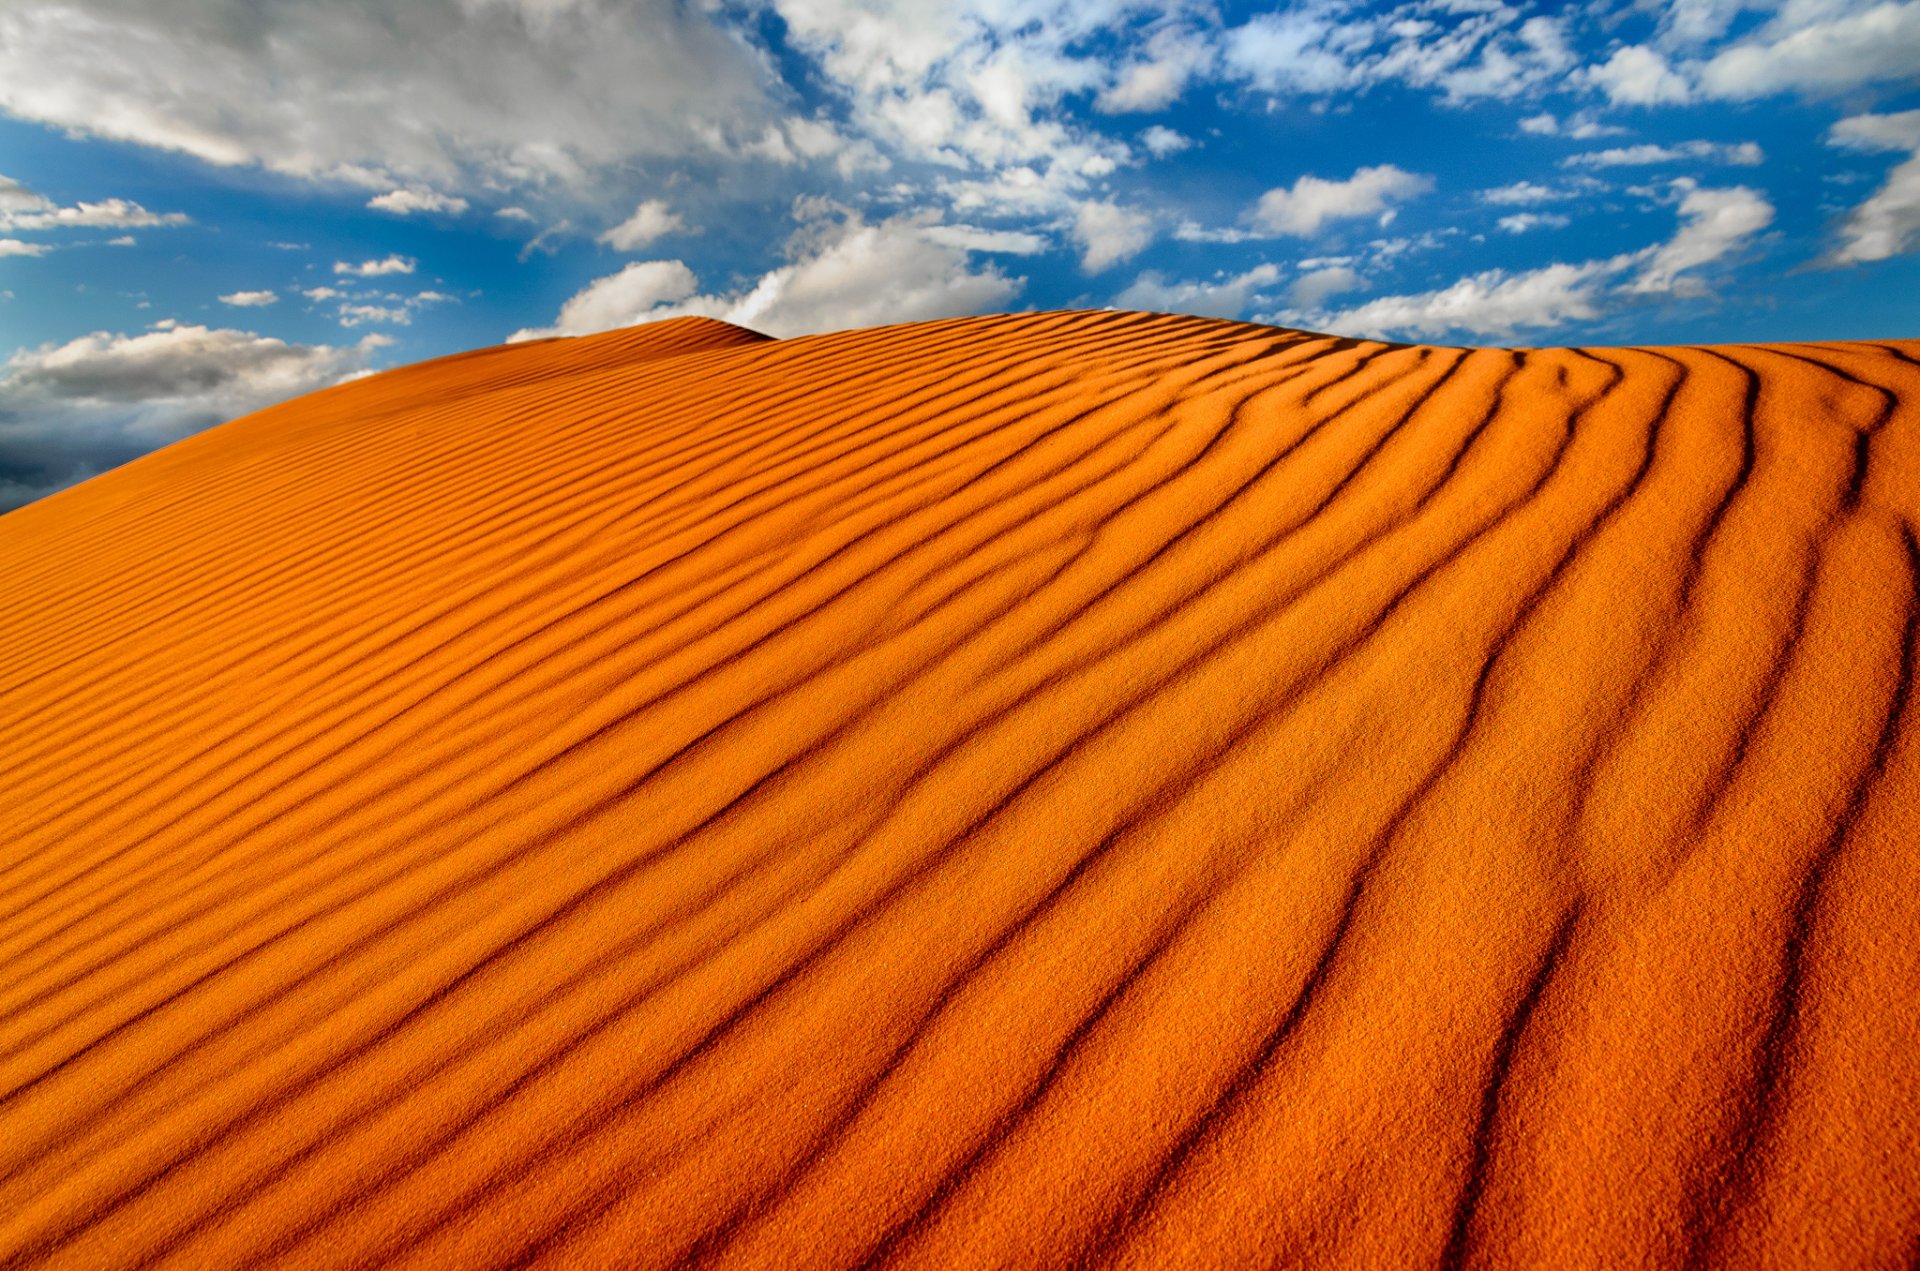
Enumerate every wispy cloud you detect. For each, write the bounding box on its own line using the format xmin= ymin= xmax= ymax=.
xmin=1564 ymin=140 xmax=1764 ymax=168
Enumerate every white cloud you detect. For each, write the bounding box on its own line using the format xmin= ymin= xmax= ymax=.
xmin=1221 ymin=8 xmax=1365 ymax=96
xmin=1518 ymin=110 xmax=1626 ymax=138
xmin=1629 ymin=181 xmax=1773 ymax=293
xmin=1824 ymin=109 xmax=1920 ymax=264
xmin=0 ymin=321 xmax=384 ymax=509
xmin=1172 ymin=220 xmax=1256 ymax=244
xmin=1223 ymin=5 xmax=1574 ymax=102
xmin=2 ymin=198 xmax=189 ymax=231
xmin=513 ymin=207 xmax=1022 ymax=341
xmin=0 ymin=174 xmax=37 ymax=213
xmin=1367 ymin=230 xmax=1454 ymax=261
xmin=1481 ymin=180 xmax=1575 ymax=205
xmin=598 ymin=199 xmax=686 ymax=252
xmin=1287 ymin=264 xmax=1366 ymax=308
xmin=1252 ymin=164 xmax=1433 ymax=237
xmin=1656 ymin=0 xmax=1762 ymax=46
xmin=1096 ymin=25 xmax=1216 ymax=112
xmin=1699 ymin=1 xmax=1920 ymax=99
xmin=1140 ymin=125 xmax=1194 ymax=157
xmin=1113 ymin=263 xmax=1281 ymax=318
xmin=0 ymin=175 xmax=189 ymax=233
xmin=1831 ymin=108 xmax=1920 ymax=154
xmin=301 ymin=286 xmax=341 ymax=302
xmin=764 ymin=0 xmax=1140 ymax=205
xmin=1587 ymin=45 xmax=1692 ymax=105
xmin=496 ymin=206 xmax=536 ymax=222
xmin=333 ymin=255 xmax=417 ymax=277
xmin=338 ymin=303 xmax=412 ymax=327
xmin=518 ymin=260 xmax=704 ymax=340
xmin=218 ymin=290 xmax=278 ymax=307
xmin=1564 ymin=140 xmax=1764 ymax=167
xmin=0 ymin=1 xmax=790 ymax=192
xmin=1072 ymin=199 xmax=1156 ymax=272
xmin=368 ymin=188 xmax=470 ymax=216
xmin=1316 ymin=180 xmax=1773 ymax=338
xmin=1498 ymin=212 xmax=1571 ymax=233
xmin=0 ymin=238 xmax=49 ymax=257
xmin=1319 ymin=260 xmax=1620 ymax=340
xmin=920 ymin=224 xmax=1049 ymax=254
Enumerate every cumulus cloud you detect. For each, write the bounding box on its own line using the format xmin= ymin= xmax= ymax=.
xmin=512 ymin=206 xmax=1022 ymax=341
xmin=0 ymin=321 xmax=385 ymax=509
xmin=218 ymin=290 xmax=278 ymax=307
xmin=763 ymin=0 xmax=1148 ymax=213
xmin=517 ymin=260 xmax=704 ymax=341
xmin=1823 ymin=109 xmax=1920 ymax=264
xmin=598 ymin=199 xmax=686 ymax=252
xmin=1287 ymin=265 xmax=1366 ymax=308
xmin=1112 ymin=264 xmax=1281 ymax=319
xmin=1518 ymin=110 xmax=1625 ymax=138
xmin=333 ymin=255 xmax=417 ymax=277
xmin=1252 ymin=165 xmax=1433 ymax=237
xmin=0 ymin=238 xmax=50 ymax=257
xmin=0 ymin=175 xmax=189 ymax=234
xmin=1315 ymin=180 xmax=1774 ymax=339
xmin=1221 ymin=7 xmax=1370 ymax=96
xmin=1831 ymin=108 xmax=1920 ymax=153
xmin=0 ymin=0 xmax=790 ymax=193
xmin=1073 ymin=200 xmax=1156 ymax=272
xmin=368 ymin=188 xmax=470 ymax=216
xmin=1222 ymin=5 xmax=1574 ymax=102
xmin=1319 ymin=260 xmax=1621 ymax=340
xmin=1586 ymin=45 xmax=1692 ymax=105
xmin=1698 ymin=1 xmax=1920 ymax=99
xmin=1564 ymin=140 xmax=1764 ymax=168
xmin=2 ymin=198 xmax=189 ymax=232
xmin=738 ymin=1 xmax=1563 ymax=221
xmin=1140 ymin=125 xmax=1194 ymax=157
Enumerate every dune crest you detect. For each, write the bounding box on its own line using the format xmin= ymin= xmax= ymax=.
xmin=1 ymin=311 xmax=1917 ymax=1268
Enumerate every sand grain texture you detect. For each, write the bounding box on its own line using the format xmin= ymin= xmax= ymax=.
xmin=2 ymin=312 xmax=1917 ymax=1268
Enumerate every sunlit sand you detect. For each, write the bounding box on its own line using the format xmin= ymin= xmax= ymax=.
xmin=2 ymin=312 xmax=1916 ymax=1267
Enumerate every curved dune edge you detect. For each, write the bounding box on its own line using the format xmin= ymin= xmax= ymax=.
xmin=1 ymin=310 xmax=1917 ymax=1268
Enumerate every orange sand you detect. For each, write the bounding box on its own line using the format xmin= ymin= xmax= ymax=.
xmin=1 ymin=312 xmax=1917 ymax=1268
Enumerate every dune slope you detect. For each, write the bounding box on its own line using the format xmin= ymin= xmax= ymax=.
xmin=1 ymin=311 xmax=1917 ymax=1268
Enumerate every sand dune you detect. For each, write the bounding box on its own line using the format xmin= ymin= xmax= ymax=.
xmin=1 ymin=311 xmax=1917 ymax=1268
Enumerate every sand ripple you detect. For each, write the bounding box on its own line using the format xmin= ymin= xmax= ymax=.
xmin=1 ymin=313 xmax=1916 ymax=1268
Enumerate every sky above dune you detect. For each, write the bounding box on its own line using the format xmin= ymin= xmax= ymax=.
xmin=0 ymin=0 xmax=1917 ymax=506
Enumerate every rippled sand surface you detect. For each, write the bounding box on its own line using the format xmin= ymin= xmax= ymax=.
xmin=2 ymin=312 xmax=1917 ymax=1268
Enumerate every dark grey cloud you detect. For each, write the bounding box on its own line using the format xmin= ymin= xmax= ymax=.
xmin=0 ymin=322 xmax=384 ymax=511
xmin=0 ymin=0 xmax=792 ymax=194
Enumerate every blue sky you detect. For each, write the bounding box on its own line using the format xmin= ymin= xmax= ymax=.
xmin=1 ymin=0 xmax=1918 ymax=507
